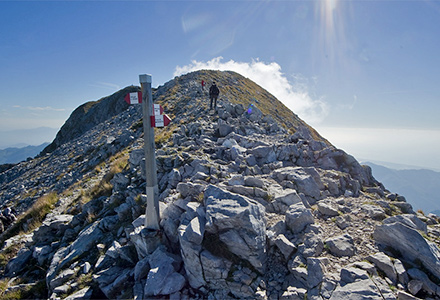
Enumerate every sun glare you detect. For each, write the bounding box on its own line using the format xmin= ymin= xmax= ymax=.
xmin=315 ymin=0 xmax=352 ymax=72
xmin=320 ymin=0 xmax=339 ymax=54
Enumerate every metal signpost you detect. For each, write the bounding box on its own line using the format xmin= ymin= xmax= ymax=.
xmin=139 ymin=74 xmax=160 ymax=230
xmin=126 ymin=74 xmax=171 ymax=231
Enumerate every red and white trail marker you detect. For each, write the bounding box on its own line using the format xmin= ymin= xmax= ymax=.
xmin=124 ymin=91 xmax=142 ymax=104
xmin=153 ymin=104 xmax=164 ymax=116
xmin=150 ymin=114 xmax=171 ymax=128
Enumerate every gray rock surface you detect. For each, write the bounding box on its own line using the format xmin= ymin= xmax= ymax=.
xmin=330 ymin=278 xmax=396 ymax=300
xmin=374 ymin=222 xmax=440 ymax=280
xmin=325 ymin=234 xmax=355 ymax=257
xmin=285 ymin=202 xmax=315 ymax=233
xmin=367 ymin=252 xmax=398 ymax=284
xmin=204 ymin=185 xmax=266 ymax=272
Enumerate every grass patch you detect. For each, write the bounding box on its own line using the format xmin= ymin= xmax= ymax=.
xmin=155 ymin=124 xmax=177 ymax=147
xmin=0 ymin=244 xmax=22 ymax=269
xmin=196 ymin=192 xmax=204 ymax=203
xmin=0 ymin=192 xmax=58 ymax=245
xmin=108 ymin=154 xmax=128 ymax=176
xmin=0 ymin=279 xmax=47 ymax=300
xmin=79 ymin=180 xmax=112 ymax=206
xmin=77 ymin=273 xmax=93 ymax=290
xmin=78 ymin=151 xmax=129 ymax=206
xmin=21 ymin=189 xmax=37 ymax=199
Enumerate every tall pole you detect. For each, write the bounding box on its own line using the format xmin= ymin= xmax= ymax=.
xmin=140 ymin=74 xmax=160 ymax=230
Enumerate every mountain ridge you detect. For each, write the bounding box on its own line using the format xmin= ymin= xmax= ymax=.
xmin=364 ymin=162 xmax=440 ymax=215
xmin=0 ymin=70 xmax=439 ymax=299
xmin=41 ymin=85 xmax=139 ymax=155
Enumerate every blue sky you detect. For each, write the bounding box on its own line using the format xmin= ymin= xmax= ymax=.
xmin=1 ymin=0 xmax=440 ymax=170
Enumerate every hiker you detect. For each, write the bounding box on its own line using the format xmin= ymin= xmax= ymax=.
xmin=0 ymin=207 xmax=16 ymax=228
xmin=209 ymin=82 xmax=220 ymax=110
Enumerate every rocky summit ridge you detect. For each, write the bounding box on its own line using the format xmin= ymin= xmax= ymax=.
xmin=0 ymin=70 xmax=439 ymax=299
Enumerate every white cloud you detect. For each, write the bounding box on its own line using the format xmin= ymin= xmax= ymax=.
xmin=174 ymin=57 xmax=328 ymax=124
xmin=13 ymin=105 xmax=65 ymax=112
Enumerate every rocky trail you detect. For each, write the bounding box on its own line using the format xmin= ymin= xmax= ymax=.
xmin=0 ymin=70 xmax=439 ymax=299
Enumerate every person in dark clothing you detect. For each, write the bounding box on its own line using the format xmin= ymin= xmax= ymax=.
xmin=209 ymin=82 xmax=220 ymax=110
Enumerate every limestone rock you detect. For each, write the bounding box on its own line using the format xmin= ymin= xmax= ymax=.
xmin=374 ymin=222 xmax=440 ymax=280
xmin=407 ymin=280 xmax=423 ymax=296
xmin=299 ymin=233 xmax=324 ymax=258
xmin=285 ymin=202 xmax=314 ymax=233
xmin=32 ymin=214 xmax=74 ymax=245
xmin=274 ymin=234 xmax=297 ymax=260
xmin=65 ymin=287 xmax=93 ymax=300
xmin=394 ymin=258 xmax=409 ymax=286
xmin=176 ymin=182 xmax=205 ymax=199
xmin=307 ymin=257 xmax=327 ymax=288
xmin=325 ymin=234 xmax=355 ymax=257
xmin=144 ymin=264 xmax=185 ymax=297
xmin=200 ymin=250 xmax=232 ymax=288
xmin=330 ymin=278 xmax=395 ymax=300
xmin=340 ymin=266 xmax=369 ymax=284
xmin=204 ymin=185 xmax=266 ymax=272
xmin=5 ymin=248 xmax=32 ymax=277
xmin=317 ymin=199 xmax=340 ymax=217
xmin=96 ymin=267 xmax=132 ymax=299
xmin=362 ymin=204 xmax=386 ymax=220
xmin=367 ymin=252 xmax=398 ymax=284
xmin=273 ymin=167 xmax=324 ymax=199
xmin=397 ymin=291 xmax=422 ymax=300
xmin=383 ymin=214 xmax=427 ymax=233
xmin=178 ymin=223 xmax=206 ymax=289
xmin=407 ymin=268 xmax=440 ymax=297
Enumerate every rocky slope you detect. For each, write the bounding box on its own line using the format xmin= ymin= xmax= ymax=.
xmin=0 ymin=70 xmax=439 ymax=299
xmin=41 ymin=86 xmax=139 ymax=155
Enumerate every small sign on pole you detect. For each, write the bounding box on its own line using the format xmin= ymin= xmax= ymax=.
xmin=124 ymin=91 xmax=142 ymax=104
xmin=153 ymin=104 xmax=164 ymax=116
xmin=150 ymin=114 xmax=171 ymax=128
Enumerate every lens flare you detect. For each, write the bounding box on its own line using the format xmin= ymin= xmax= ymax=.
xmin=315 ymin=0 xmax=352 ymax=72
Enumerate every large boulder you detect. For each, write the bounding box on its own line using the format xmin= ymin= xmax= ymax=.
xmin=374 ymin=222 xmax=440 ymax=280
xmin=383 ymin=214 xmax=427 ymax=233
xmin=204 ymin=185 xmax=267 ymax=272
xmin=32 ymin=214 xmax=74 ymax=245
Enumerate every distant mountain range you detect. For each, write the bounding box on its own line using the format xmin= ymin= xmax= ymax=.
xmin=0 ymin=143 xmax=49 ymax=164
xmin=364 ymin=161 xmax=440 ymax=215
xmin=0 ymin=127 xmax=58 ymax=149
